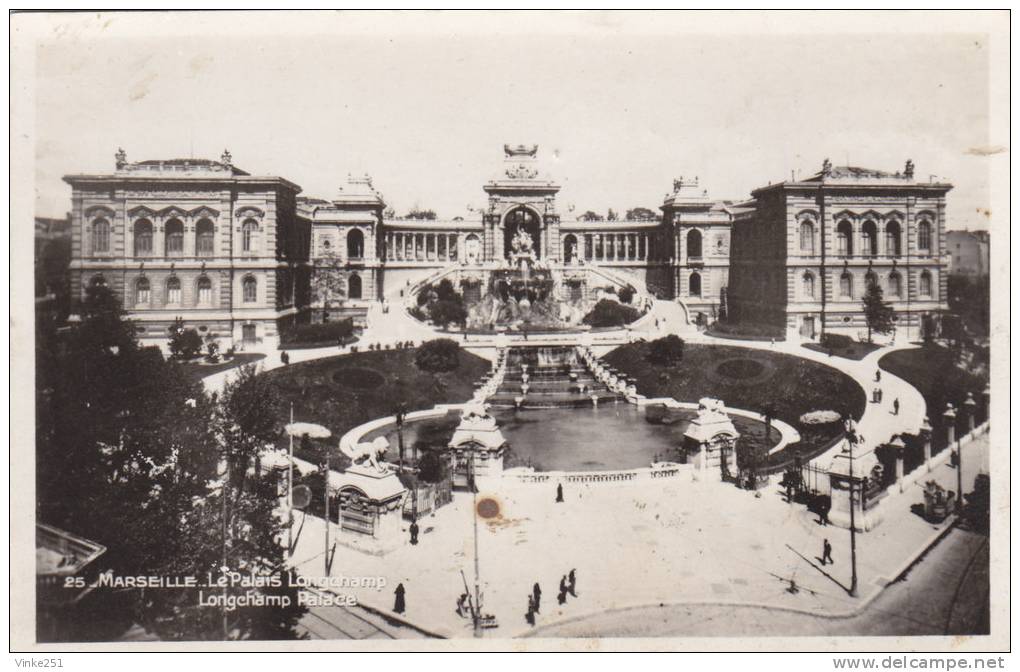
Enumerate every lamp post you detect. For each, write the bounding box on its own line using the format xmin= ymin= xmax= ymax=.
xmin=845 ymin=417 xmax=859 ymax=598
xmin=943 ymin=403 xmax=958 ymax=512
xmin=287 ymin=403 xmax=294 ymax=556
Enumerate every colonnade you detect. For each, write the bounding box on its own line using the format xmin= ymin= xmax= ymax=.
xmin=566 ymin=232 xmax=651 ymax=262
xmin=384 ymin=232 xmax=463 ymax=262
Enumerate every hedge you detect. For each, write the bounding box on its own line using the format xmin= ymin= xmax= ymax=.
xmin=280 ymin=318 xmax=355 ymax=346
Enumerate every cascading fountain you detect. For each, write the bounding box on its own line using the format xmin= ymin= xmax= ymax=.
xmin=486 ymin=346 xmax=622 ymax=409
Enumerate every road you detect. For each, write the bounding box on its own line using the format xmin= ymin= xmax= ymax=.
xmin=527 ymin=525 xmax=989 ymax=639
xmin=296 ymin=591 xmax=430 ymax=640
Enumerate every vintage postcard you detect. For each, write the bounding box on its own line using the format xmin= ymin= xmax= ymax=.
xmin=9 ymin=10 xmax=1011 ymax=657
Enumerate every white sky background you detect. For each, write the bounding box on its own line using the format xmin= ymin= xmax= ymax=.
xmin=30 ymin=12 xmax=996 ymax=228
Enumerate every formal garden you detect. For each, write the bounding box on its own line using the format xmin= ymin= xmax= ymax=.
xmin=604 ymin=340 xmax=867 ymax=470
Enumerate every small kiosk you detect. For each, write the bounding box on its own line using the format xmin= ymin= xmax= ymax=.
xmin=682 ymin=398 xmax=740 ymax=482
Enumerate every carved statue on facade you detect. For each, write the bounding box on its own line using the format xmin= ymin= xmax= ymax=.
xmin=904 ymin=159 xmax=914 ymax=179
xmin=822 ymin=158 xmax=832 ymax=177
xmin=115 ymin=148 xmax=127 ymax=169
xmin=511 ymin=226 xmax=534 ymax=254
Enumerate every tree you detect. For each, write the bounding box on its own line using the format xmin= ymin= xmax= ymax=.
xmin=311 ymin=249 xmax=346 ymax=322
xmin=647 ymin=335 xmax=685 ymax=366
xmin=862 ymin=280 xmax=895 ymax=343
xmin=36 ymin=289 xmax=304 ymax=640
xmin=579 ymin=210 xmax=604 ymax=222
xmin=607 ymin=208 xmax=619 ymax=221
xmin=168 ymin=318 xmax=203 ymax=360
xmin=618 ymin=286 xmax=635 ymax=304
xmin=625 ymin=207 xmax=657 ymax=221
xmin=429 ymin=299 xmax=468 ymax=328
xmin=405 ymin=208 xmax=437 ymax=220
xmin=581 ymin=299 xmax=641 ymax=328
xmin=415 ymin=339 xmax=461 ymax=372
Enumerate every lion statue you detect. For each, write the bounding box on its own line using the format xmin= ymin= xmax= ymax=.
xmin=341 ymin=435 xmax=390 ymax=472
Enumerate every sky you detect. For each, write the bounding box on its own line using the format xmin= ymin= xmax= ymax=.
xmin=28 ymin=12 xmax=999 ymax=229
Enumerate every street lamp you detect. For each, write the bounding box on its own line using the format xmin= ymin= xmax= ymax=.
xmin=964 ymin=392 xmax=978 ymax=433
xmin=844 ymin=416 xmax=859 ymax=598
xmin=943 ymin=403 xmax=958 ymax=512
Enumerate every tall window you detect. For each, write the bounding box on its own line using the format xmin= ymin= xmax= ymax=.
xmin=686 ymin=229 xmax=703 ymax=258
xmin=919 ymin=271 xmax=933 ymax=297
xmin=347 ymin=229 xmax=365 ymax=259
xmin=197 ymin=276 xmax=213 ymax=305
xmin=242 ymin=219 xmax=258 ymax=253
xmin=802 ymin=272 xmax=815 ymax=299
xmin=918 ymin=220 xmax=933 ymax=253
xmin=837 ymin=220 xmax=853 ymax=256
xmin=888 ymin=272 xmax=902 ymax=298
xmin=799 ymin=221 xmax=815 ymax=254
xmin=134 ymin=219 xmax=153 ymax=256
xmin=865 ymin=271 xmax=878 ymax=288
xmin=136 ymin=277 xmax=151 ymax=305
xmin=166 ymin=277 xmax=181 ymax=305
xmin=862 ymin=220 xmax=878 ymax=256
xmin=165 ymin=218 xmax=184 ymax=256
xmin=885 ymin=220 xmax=902 ymax=257
xmin=242 ymin=275 xmax=257 ymax=303
xmin=689 ymin=271 xmax=702 ymax=297
xmin=840 ymin=271 xmax=853 ymax=298
xmin=91 ymin=219 xmax=111 ymax=254
xmin=196 ymin=219 xmax=215 ymax=256
xmin=348 ymin=274 xmax=363 ymax=299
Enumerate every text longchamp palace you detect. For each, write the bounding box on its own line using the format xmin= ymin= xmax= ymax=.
xmin=64 ymin=148 xmax=951 ymax=350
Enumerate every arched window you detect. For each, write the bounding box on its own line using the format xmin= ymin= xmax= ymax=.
xmin=840 ymin=271 xmax=853 ymax=299
xmin=242 ymin=275 xmax=257 ymax=303
xmin=165 ymin=218 xmax=184 ymax=256
xmin=686 ymin=229 xmax=703 ymax=258
xmin=92 ymin=219 xmax=111 ymax=254
xmin=242 ymin=219 xmax=259 ymax=253
xmin=918 ymin=220 xmax=933 ymax=253
xmin=865 ymin=270 xmax=878 ymax=288
xmin=885 ymin=220 xmax=902 ymax=257
xmin=837 ymin=220 xmax=853 ymax=256
xmin=802 ymin=272 xmax=816 ymax=299
xmin=689 ymin=271 xmax=702 ymax=297
xmin=888 ymin=272 xmax=902 ymax=298
xmin=919 ymin=270 xmax=933 ymax=297
xmin=862 ymin=220 xmax=878 ymax=256
xmin=90 ymin=274 xmax=106 ymax=288
xmin=196 ymin=219 xmax=215 ymax=256
xmin=166 ymin=276 xmax=182 ymax=305
xmin=197 ymin=276 xmax=212 ymax=305
xmin=347 ymin=229 xmax=365 ymax=259
xmin=135 ymin=277 xmax=151 ymax=305
xmin=563 ymin=234 xmax=578 ymax=263
xmin=799 ymin=220 xmax=815 ymax=254
xmin=134 ymin=219 xmax=153 ymax=256
xmin=348 ymin=273 xmax=363 ymax=299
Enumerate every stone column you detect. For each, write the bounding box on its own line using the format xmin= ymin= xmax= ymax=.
xmin=890 ymin=436 xmax=906 ymax=493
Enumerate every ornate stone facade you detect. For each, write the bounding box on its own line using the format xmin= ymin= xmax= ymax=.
xmin=728 ymin=160 xmax=951 ymax=339
xmin=64 ymin=150 xmax=309 ymax=351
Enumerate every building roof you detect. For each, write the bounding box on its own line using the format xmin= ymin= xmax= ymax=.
xmin=752 ymin=161 xmax=952 ymax=197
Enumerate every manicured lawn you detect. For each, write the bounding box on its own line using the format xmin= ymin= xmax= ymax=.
xmin=803 ymin=341 xmax=881 ymax=361
xmin=604 ymin=342 xmax=866 ymax=468
xmin=175 ymin=353 xmax=266 ymax=385
xmin=261 ymin=347 xmax=491 ymax=466
xmin=879 ymin=345 xmax=989 ymax=451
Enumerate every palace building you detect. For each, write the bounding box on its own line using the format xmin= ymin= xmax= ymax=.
xmin=62 ymin=147 xmax=949 ymax=350
xmin=727 ymin=160 xmax=952 ymax=339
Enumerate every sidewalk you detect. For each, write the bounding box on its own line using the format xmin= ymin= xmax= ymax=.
xmin=287 ymin=433 xmax=988 ymax=639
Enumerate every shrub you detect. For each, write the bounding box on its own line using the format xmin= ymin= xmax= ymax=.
xmin=708 ymin=319 xmax=785 ymax=340
xmin=415 ymin=338 xmax=461 ymax=373
xmin=582 ymin=299 xmax=641 ymax=328
xmin=280 ymin=318 xmax=354 ymax=346
xmin=820 ymin=333 xmax=854 ymax=350
xmin=647 ymin=335 xmax=685 ymax=366
xmin=429 ymin=299 xmax=468 ymax=328
xmin=618 ymin=286 xmax=636 ymax=304
xmin=168 ymin=320 xmax=203 ymax=360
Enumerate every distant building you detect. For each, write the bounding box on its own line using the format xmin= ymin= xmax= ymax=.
xmin=63 ymin=150 xmax=310 ymax=351
xmin=728 ymin=160 xmax=951 ymax=340
xmin=946 ymin=230 xmax=989 ymax=276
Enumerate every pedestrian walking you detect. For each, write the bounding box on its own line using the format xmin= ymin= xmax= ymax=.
xmin=409 ymin=520 xmax=419 ymax=545
xmin=456 ymin=592 xmax=468 ymax=618
xmin=281 ymin=350 xmax=290 ymax=366
xmin=875 ymin=369 xmax=881 ymax=382
xmin=568 ymin=569 xmax=577 ymax=597
xmin=393 ymin=583 xmax=406 ymax=614
xmin=532 ymin=582 xmax=542 ymax=613
xmin=559 ymin=575 xmax=568 ymax=602
xmin=872 ymin=387 xmax=880 ymax=403
xmin=822 ymin=538 xmax=834 ymax=565
xmin=556 ymin=482 xmax=564 ymax=503
xmin=526 ymin=595 xmax=536 ymax=626
xmin=819 ymin=500 xmax=830 ymax=526
xmin=893 ymin=398 xmax=900 ymax=415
